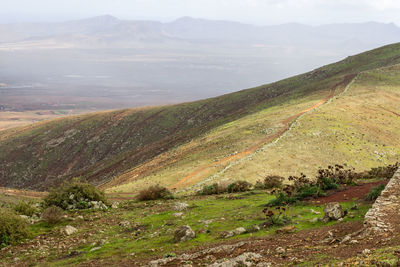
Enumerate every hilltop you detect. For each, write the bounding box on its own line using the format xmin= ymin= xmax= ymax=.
xmin=0 ymin=43 xmax=400 ymax=192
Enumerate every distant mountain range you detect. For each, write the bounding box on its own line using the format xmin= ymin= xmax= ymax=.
xmin=1 ymin=15 xmax=400 ymax=49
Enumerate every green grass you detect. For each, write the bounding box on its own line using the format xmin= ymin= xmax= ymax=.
xmin=30 ymin=191 xmax=369 ymax=266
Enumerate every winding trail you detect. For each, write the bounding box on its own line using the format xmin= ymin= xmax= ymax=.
xmin=171 ymin=74 xmax=357 ymax=189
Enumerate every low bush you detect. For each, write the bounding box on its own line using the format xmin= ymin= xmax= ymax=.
xmin=267 ymin=192 xmax=298 ymax=206
xmin=263 ymin=175 xmax=284 ymax=189
xmin=197 ymin=183 xmax=221 ymax=195
xmin=227 ymin=181 xmax=252 ymax=193
xmin=262 ymin=206 xmax=291 ymax=227
xmin=44 ymin=178 xmax=107 ymax=210
xmin=365 ymin=163 xmax=399 ymax=180
xmin=319 ymin=177 xmax=339 ymax=191
xmin=13 ymin=201 xmax=37 ymax=217
xmin=41 ymin=206 xmax=64 ymax=224
xmin=365 ymin=184 xmax=386 ymax=201
xmin=137 ymin=185 xmax=173 ymax=201
xmin=0 ymin=209 xmax=31 ymax=247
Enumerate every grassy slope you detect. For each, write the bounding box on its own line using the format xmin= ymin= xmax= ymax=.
xmin=1 ymin=43 xmax=400 ymax=190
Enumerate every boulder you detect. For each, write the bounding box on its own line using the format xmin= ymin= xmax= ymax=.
xmin=323 ymin=202 xmax=344 ymax=221
xmin=64 ymin=225 xmax=78 ymax=235
xmin=174 ymin=225 xmax=195 ymax=242
xmin=233 ymin=227 xmax=247 ymax=235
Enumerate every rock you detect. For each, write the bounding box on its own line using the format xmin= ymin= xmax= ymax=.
xmin=173 ymin=212 xmax=184 ymax=217
xmin=173 ymin=202 xmax=189 ymax=211
xmin=309 ymin=218 xmax=319 ymax=223
xmin=19 ymin=215 xmax=30 ymax=220
xmin=219 ymin=231 xmax=234 ymax=239
xmin=90 ymin=247 xmax=101 ymax=252
xmin=310 ymin=209 xmax=321 ymax=215
xmin=323 ymin=202 xmax=344 ymax=221
xmin=340 ymin=234 xmax=352 ymax=244
xmin=349 ymin=240 xmax=358 ymax=244
xmin=209 ymin=252 xmax=263 ymax=267
xmin=89 ymin=201 xmax=108 ymax=210
xmin=77 ymin=215 xmax=84 ymax=220
xmin=111 ymin=202 xmax=120 ymax=209
xmin=362 ymin=249 xmax=371 ymax=255
xmin=233 ymin=227 xmax=247 ymax=235
xmin=174 ymin=226 xmax=195 ymax=242
xmin=275 ymin=247 xmax=286 ymax=254
xmin=64 ymin=225 xmax=78 ymax=235
xmin=275 ymin=226 xmax=296 ymax=234
xmin=119 ymin=221 xmax=130 ymax=228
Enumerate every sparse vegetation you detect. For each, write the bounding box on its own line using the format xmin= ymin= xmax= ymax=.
xmin=0 ymin=209 xmax=31 ymax=247
xmin=13 ymin=201 xmax=37 ymax=217
xmin=365 ymin=184 xmax=386 ymax=201
xmin=263 ymin=175 xmax=284 ymax=189
xmin=44 ymin=179 xmax=107 ymax=210
xmin=227 ymin=180 xmax=252 ymax=193
xmin=137 ymin=185 xmax=174 ymax=201
xmin=40 ymin=206 xmax=64 ymax=224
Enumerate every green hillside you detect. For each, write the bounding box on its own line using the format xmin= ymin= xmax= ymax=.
xmin=1 ymin=43 xmax=400 ymax=191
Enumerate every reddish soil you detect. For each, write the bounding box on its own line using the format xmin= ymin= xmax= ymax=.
xmin=311 ymin=180 xmax=388 ymax=204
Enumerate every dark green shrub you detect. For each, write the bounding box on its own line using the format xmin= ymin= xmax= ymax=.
xmin=198 ymin=183 xmax=219 ymax=195
xmin=254 ymin=180 xmax=265 ymax=190
xmin=319 ymin=177 xmax=339 ymax=190
xmin=263 ymin=175 xmax=284 ymax=189
xmin=295 ymin=185 xmax=320 ymax=199
xmin=227 ymin=181 xmax=252 ymax=193
xmin=13 ymin=201 xmax=37 ymax=217
xmin=365 ymin=184 xmax=386 ymax=201
xmin=0 ymin=209 xmax=31 ymax=247
xmin=366 ymin=163 xmax=399 ymax=180
xmin=41 ymin=206 xmax=64 ymax=224
xmin=267 ymin=192 xmax=298 ymax=206
xmin=137 ymin=185 xmax=173 ymax=201
xmin=44 ymin=178 xmax=107 ymax=210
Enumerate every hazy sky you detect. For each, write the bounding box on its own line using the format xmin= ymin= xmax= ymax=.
xmin=2 ymin=0 xmax=400 ymax=25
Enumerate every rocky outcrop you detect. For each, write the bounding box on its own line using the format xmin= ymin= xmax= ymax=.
xmin=322 ymin=202 xmax=344 ymax=222
xmin=362 ymin=168 xmax=400 ymax=236
xmin=174 ymin=226 xmax=195 ymax=242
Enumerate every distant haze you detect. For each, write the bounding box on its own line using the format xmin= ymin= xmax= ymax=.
xmin=2 ymin=0 xmax=400 ymax=25
xmin=1 ymin=14 xmax=400 ymax=111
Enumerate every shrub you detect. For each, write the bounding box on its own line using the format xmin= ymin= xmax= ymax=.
xmin=13 ymin=201 xmax=37 ymax=217
xmin=263 ymin=175 xmax=284 ymax=189
xmin=319 ymin=177 xmax=339 ymax=191
xmin=41 ymin=206 xmax=64 ymax=224
xmin=0 ymin=209 xmax=31 ymax=247
xmin=262 ymin=206 xmax=291 ymax=227
xmin=365 ymin=162 xmax=400 ymax=180
xmin=227 ymin=181 xmax=252 ymax=193
xmin=198 ymin=183 xmax=220 ymax=195
xmin=295 ymin=185 xmax=320 ymax=199
xmin=254 ymin=180 xmax=265 ymax=190
xmin=365 ymin=184 xmax=386 ymax=201
xmin=137 ymin=185 xmax=173 ymax=201
xmin=44 ymin=178 xmax=107 ymax=210
xmin=267 ymin=192 xmax=298 ymax=206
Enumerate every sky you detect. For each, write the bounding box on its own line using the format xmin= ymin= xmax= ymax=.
xmin=2 ymin=0 xmax=400 ymax=25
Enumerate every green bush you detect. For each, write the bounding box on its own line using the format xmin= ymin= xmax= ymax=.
xmin=0 ymin=209 xmax=31 ymax=247
xmin=137 ymin=185 xmax=174 ymax=201
xmin=13 ymin=201 xmax=37 ymax=217
xmin=365 ymin=184 xmax=386 ymax=201
xmin=267 ymin=192 xmax=298 ymax=206
xmin=295 ymin=185 xmax=320 ymax=199
xmin=227 ymin=181 xmax=252 ymax=193
xmin=41 ymin=206 xmax=64 ymax=224
xmin=44 ymin=178 xmax=107 ymax=210
xmin=320 ymin=177 xmax=339 ymax=190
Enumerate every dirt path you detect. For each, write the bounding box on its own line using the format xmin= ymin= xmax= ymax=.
xmin=171 ymin=75 xmax=356 ymax=189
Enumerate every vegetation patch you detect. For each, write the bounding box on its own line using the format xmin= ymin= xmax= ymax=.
xmin=137 ymin=185 xmax=174 ymax=201
xmin=0 ymin=208 xmax=31 ymax=247
xmin=365 ymin=184 xmax=386 ymax=202
xmin=44 ymin=179 xmax=107 ymax=210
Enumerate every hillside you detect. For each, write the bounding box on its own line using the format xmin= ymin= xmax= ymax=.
xmin=1 ymin=43 xmax=400 ymax=191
